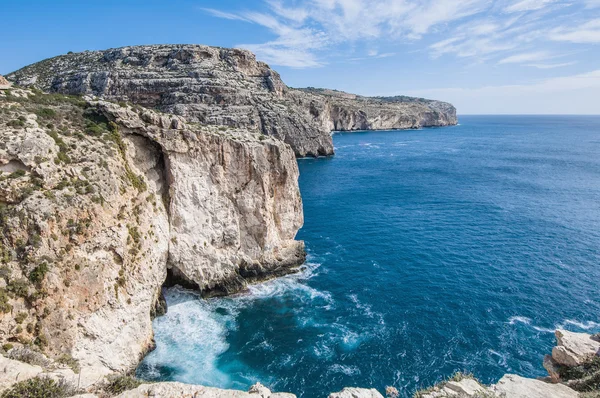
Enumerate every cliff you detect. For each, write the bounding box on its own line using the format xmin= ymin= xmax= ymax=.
xmin=0 ymin=87 xmax=303 ymax=379
xmin=6 ymin=45 xmax=457 ymax=157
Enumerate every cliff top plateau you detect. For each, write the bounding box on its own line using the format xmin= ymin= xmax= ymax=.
xmin=6 ymin=44 xmax=457 ymax=157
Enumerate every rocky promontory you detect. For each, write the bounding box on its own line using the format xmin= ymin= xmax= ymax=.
xmin=6 ymin=45 xmax=457 ymax=157
xmin=1 ymin=46 xmax=458 ymax=398
xmin=0 ymin=86 xmax=304 ymax=382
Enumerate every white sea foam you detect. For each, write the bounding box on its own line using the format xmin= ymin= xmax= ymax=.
xmin=328 ymin=364 xmax=361 ymax=376
xmin=559 ymin=319 xmax=600 ymax=330
xmin=507 ymin=316 xmax=554 ymax=333
xmin=508 ymin=316 xmax=600 ymax=333
xmin=139 ymin=259 xmax=334 ymax=388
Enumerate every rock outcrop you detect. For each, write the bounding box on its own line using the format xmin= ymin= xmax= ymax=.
xmin=0 ymin=75 xmax=10 ymax=90
xmin=328 ymin=387 xmax=384 ymax=398
xmin=114 ymin=382 xmax=295 ymax=398
xmin=6 ymin=45 xmax=457 ymax=157
xmin=0 ymin=87 xmax=304 ymax=380
xmin=553 ymin=329 xmax=600 ymax=367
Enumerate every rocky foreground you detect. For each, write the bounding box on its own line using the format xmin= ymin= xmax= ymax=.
xmin=0 ymin=45 xmax=590 ymax=398
xmin=6 ymin=44 xmax=457 ymax=157
xmin=1 ymin=328 xmax=598 ymax=397
xmin=0 ymin=86 xmax=304 ymax=379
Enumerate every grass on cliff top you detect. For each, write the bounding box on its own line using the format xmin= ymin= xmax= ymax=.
xmin=0 ymin=377 xmax=80 ymax=398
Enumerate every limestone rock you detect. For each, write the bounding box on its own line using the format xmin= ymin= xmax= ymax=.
xmin=6 ymin=45 xmax=457 ymax=157
xmin=552 ymin=329 xmax=600 ymax=366
xmin=95 ymin=100 xmax=306 ymax=294
xmin=0 ymin=88 xmax=304 ymax=379
xmin=114 ymin=382 xmax=295 ymax=397
xmin=444 ymin=378 xmax=486 ymax=395
xmin=0 ymin=355 xmax=43 ymax=392
xmin=328 ymin=387 xmax=385 ymax=398
xmin=491 ymin=374 xmax=578 ymax=398
xmin=543 ymin=354 xmax=562 ymax=382
xmin=0 ymin=75 xmax=10 ymax=89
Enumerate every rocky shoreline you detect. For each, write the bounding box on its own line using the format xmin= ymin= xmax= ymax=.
xmin=1 ymin=328 xmax=598 ymax=397
xmin=6 ymin=44 xmax=457 ymax=158
xmin=0 ymin=44 xmax=593 ymax=398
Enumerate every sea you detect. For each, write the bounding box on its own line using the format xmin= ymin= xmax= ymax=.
xmin=137 ymin=115 xmax=600 ymax=397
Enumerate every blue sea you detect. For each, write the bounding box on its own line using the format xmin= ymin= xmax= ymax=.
xmin=137 ymin=116 xmax=600 ymax=397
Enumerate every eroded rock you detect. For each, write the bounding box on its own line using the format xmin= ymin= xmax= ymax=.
xmin=552 ymin=329 xmax=600 ymax=367
xmin=114 ymin=382 xmax=295 ymax=398
xmin=328 ymin=387 xmax=385 ymax=398
xmin=7 ymin=45 xmax=457 ymax=157
xmin=491 ymin=374 xmax=578 ymax=398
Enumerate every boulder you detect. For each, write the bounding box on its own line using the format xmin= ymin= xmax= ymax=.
xmin=491 ymin=374 xmax=578 ymax=398
xmin=552 ymin=329 xmax=600 ymax=366
xmin=328 ymin=387 xmax=385 ymax=398
xmin=444 ymin=378 xmax=486 ymax=395
xmin=115 ymin=382 xmax=296 ymax=398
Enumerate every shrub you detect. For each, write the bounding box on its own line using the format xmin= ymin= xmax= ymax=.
xmin=0 ymin=288 xmax=11 ymax=313
xmin=0 ymin=377 xmax=78 ymax=398
xmin=7 ymin=278 xmax=29 ymax=298
xmin=104 ymin=375 xmax=142 ymax=395
xmin=56 ymin=353 xmax=80 ymax=373
xmin=2 ymin=343 xmax=13 ymax=351
xmin=8 ymin=169 xmax=26 ymax=179
xmin=15 ymin=312 xmax=27 ymax=324
xmin=28 ymin=262 xmax=49 ymax=284
xmin=34 ymin=107 xmax=57 ymax=120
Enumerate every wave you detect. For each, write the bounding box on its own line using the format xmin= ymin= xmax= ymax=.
xmin=559 ymin=319 xmax=600 ymax=330
xmin=508 ymin=316 xmax=600 ymax=333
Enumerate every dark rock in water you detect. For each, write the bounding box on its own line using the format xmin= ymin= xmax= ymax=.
xmin=6 ymin=44 xmax=457 ymax=157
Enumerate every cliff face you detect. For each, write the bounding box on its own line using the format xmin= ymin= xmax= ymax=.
xmin=6 ymin=45 xmax=457 ymax=157
xmin=0 ymin=87 xmax=303 ymax=376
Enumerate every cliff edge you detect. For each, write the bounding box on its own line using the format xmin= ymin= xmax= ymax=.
xmin=6 ymin=44 xmax=457 ymax=157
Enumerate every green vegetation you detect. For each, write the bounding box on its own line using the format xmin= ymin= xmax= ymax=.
xmin=560 ymin=357 xmax=600 ymax=393
xmin=46 ymin=130 xmax=71 ymax=164
xmin=14 ymin=312 xmax=27 ymax=324
xmin=104 ymin=374 xmax=142 ymax=395
xmin=33 ymin=107 xmax=57 ymax=120
xmin=107 ymin=121 xmax=147 ymax=192
xmin=7 ymin=278 xmax=29 ymax=298
xmin=0 ymin=377 xmax=78 ymax=398
xmin=57 ymin=353 xmax=80 ymax=373
xmin=0 ymin=288 xmax=11 ymax=313
xmin=7 ymin=116 xmax=26 ymax=128
xmin=28 ymin=262 xmax=49 ymax=284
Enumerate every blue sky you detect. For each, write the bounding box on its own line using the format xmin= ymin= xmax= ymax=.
xmin=1 ymin=0 xmax=599 ymax=114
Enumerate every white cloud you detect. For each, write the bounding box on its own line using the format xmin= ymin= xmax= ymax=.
xmin=204 ymin=0 xmax=599 ymax=68
xmin=525 ymin=61 xmax=577 ymax=68
xmin=550 ymin=19 xmax=600 ymax=43
xmin=497 ymin=51 xmax=552 ymax=64
xmin=503 ymin=0 xmax=559 ymax=13
xmin=586 ymin=0 xmax=600 ymax=8
xmin=404 ymin=69 xmax=600 ymax=114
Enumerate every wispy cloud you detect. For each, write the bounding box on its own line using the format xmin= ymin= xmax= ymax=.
xmin=203 ymin=0 xmax=599 ymax=69
xmin=503 ymin=0 xmax=559 ymax=13
xmin=550 ymin=18 xmax=600 ymax=43
xmin=525 ymin=61 xmax=577 ymax=68
xmin=404 ymin=69 xmax=600 ymax=114
xmin=498 ymin=51 xmax=552 ymax=64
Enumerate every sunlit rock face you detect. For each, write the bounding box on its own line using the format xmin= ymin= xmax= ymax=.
xmin=7 ymin=44 xmax=457 ymax=157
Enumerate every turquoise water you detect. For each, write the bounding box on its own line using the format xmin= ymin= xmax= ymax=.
xmin=137 ymin=116 xmax=600 ymax=397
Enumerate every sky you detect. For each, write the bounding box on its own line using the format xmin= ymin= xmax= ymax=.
xmin=1 ymin=0 xmax=599 ymax=114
